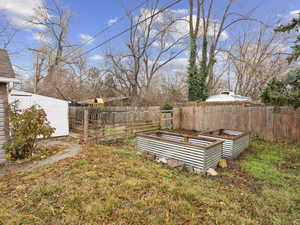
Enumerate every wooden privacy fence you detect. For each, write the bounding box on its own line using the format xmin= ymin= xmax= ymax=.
xmin=69 ymin=106 xmax=173 ymax=143
xmin=173 ymin=103 xmax=300 ymax=144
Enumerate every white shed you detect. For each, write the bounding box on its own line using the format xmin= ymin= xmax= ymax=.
xmin=206 ymin=91 xmax=251 ymax=102
xmin=8 ymin=90 xmax=69 ymax=137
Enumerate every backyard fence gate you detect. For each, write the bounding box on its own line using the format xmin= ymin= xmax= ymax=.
xmin=69 ymin=106 xmax=173 ymax=143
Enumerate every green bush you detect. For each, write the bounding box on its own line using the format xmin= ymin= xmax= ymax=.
xmin=261 ymin=70 xmax=300 ymax=109
xmin=160 ymin=103 xmax=173 ymax=112
xmin=5 ymin=101 xmax=55 ymax=160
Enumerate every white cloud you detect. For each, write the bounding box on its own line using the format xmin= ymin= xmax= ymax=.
xmin=79 ymin=33 xmax=94 ymax=44
xmin=170 ymin=8 xmax=188 ymax=15
xmin=90 ymin=55 xmax=103 ymax=61
xmin=220 ymin=31 xmax=229 ymax=40
xmin=140 ymin=8 xmax=164 ymax=24
xmin=289 ymin=10 xmax=300 ymax=16
xmin=138 ymin=9 xmax=229 ymax=42
xmin=0 ymin=0 xmax=45 ymax=29
xmin=107 ymin=17 xmax=118 ymax=26
xmin=32 ymin=32 xmax=50 ymax=43
xmin=171 ymin=15 xmax=229 ymax=40
xmin=158 ymin=57 xmax=188 ymax=75
xmin=215 ymin=51 xmax=228 ymax=63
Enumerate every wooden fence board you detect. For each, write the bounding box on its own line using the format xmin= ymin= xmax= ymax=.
xmin=176 ymin=104 xmax=300 ymax=144
xmin=69 ymin=104 xmax=300 ymax=144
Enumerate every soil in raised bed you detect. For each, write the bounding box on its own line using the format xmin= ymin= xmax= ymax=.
xmin=165 ymin=129 xmax=203 ymax=136
xmin=207 ymin=129 xmax=238 ymax=139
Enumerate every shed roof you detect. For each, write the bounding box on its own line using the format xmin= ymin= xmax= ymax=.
xmin=0 ymin=49 xmax=16 ymax=78
xmin=10 ymin=90 xmax=69 ymax=103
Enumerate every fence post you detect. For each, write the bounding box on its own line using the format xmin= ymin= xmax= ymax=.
xmin=83 ymin=108 xmax=89 ymax=143
xmin=159 ymin=112 xmax=162 ymax=129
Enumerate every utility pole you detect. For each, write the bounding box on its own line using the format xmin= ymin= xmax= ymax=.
xmin=28 ymin=48 xmax=44 ymax=93
xmin=34 ymin=53 xmax=39 ymax=93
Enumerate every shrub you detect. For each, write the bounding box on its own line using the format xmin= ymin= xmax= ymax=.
xmin=261 ymin=70 xmax=300 ymax=110
xmin=5 ymin=101 xmax=55 ymax=160
xmin=160 ymin=103 xmax=173 ymax=112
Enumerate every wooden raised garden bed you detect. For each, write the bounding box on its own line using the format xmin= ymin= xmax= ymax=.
xmin=199 ymin=129 xmax=250 ymax=159
xmin=136 ymin=131 xmax=223 ymax=173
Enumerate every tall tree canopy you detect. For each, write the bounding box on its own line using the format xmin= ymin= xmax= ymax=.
xmin=275 ymin=12 xmax=300 ymax=63
xmin=261 ymin=12 xmax=300 ymax=109
xmin=187 ymin=0 xmax=251 ymax=101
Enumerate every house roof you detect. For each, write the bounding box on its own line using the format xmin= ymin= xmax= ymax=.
xmin=77 ymin=96 xmax=128 ymax=105
xmin=206 ymin=91 xmax=251 ymax=102
xmin=0 ymin=49 xmax=16 ymax=78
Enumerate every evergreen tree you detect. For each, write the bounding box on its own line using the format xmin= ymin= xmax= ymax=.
xmin=261 ymin=70 xmax=300 ymax=109
xmin=263 ymin=12 xmax=300 ymax=109
xmin=275 ymin=12 xmax=300 ymax=63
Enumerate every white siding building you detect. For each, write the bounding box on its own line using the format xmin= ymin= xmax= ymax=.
xmin=9 ymin=90 xmax=69 ymax=137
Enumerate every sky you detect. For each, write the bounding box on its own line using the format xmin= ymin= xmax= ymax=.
xmin=0 ymin=0 xmax=299 ymax=78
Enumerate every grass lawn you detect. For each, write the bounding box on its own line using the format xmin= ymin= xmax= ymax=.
xmin=0 ymin=138 xmax=299 ymax=225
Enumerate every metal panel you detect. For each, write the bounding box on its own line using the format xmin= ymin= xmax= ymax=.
xmin=160 ymin=134 xmax=184 ymax=142
xmin=223 ymin=129 xmax=243 ymax=136
xmin=189 ymin=138 xmax=213 ymax=146
xmin=136 ymin=132 xmax=222 ymax=173
xmin=199 ymin=130 xmax=250 ymax=159
xmin=204 ymin=144 xmax=222 ymax=170
xmin=232 ymin=135 xmax=250 ymax=158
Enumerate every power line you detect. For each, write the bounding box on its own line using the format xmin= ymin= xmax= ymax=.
xmin=64 ymin=0 xmax=149 ymax=59
xmin=69 ymin=0 xmax=183 ymax=61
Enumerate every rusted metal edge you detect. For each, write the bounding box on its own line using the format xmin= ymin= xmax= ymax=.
xmin=200 ymin=128 xmax=250 ymax=140
xmin=156 ymin=130 xmax=224 ymax=143
xmin=136 ymin=131 xmax=223 ymax=150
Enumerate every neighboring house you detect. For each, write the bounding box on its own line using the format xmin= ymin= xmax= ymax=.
xmin=9 ymin=90 xmax=69 ymax=137
xmin=0 ymin=49 xmax=19 ymax=164
xmin=206 ymin=91 xmax=251 ymax=102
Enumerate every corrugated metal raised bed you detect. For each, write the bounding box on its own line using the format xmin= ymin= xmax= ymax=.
xmin=199 ymin=129 xmax=250 ymax=159
xmin=136 ymin=131 xmax=223 ymax=173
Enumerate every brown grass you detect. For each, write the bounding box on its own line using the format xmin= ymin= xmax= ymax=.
xmin=0 ymin=138 xmax=299 ymax=225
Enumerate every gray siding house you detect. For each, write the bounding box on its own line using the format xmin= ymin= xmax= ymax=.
xmin=0 ymin=49 xmax=19 ymax=164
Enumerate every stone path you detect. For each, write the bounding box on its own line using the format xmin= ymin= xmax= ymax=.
xmin=0 ymin=141 xmax=81 ymax=177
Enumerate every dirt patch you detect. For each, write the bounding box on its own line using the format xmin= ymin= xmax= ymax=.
xmin=0 ymin=144 xmax=67 ymax=168
xmin=48 ymin=135 xmax=81 ymax=144
xmin=0 ymin=141 xmax=81 ymax=177
xmin=203 ymin=129 xmax=238 ymax=139
xmin=211 ymin=161 xmax=262 ymax=196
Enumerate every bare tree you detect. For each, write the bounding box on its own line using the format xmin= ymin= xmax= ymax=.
xmin=106 ymin=0 xmax=186 ymax=103
xmin=0 ymin=14 xmax=17 ymax=49
xmin=27 ymin=0 xmax=73 ymax=96
xmin=85 ymin=67 xmax=107 ymax=98
xmin=66 ymin=52 xmax=89 ymax=98
xmin=138 ymin=71 xmax=187 ymax=106
xmin=226 ymin=25 xmax=291 ymax=99
xmin=187 ymin=0 xmax=257 ymax=100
